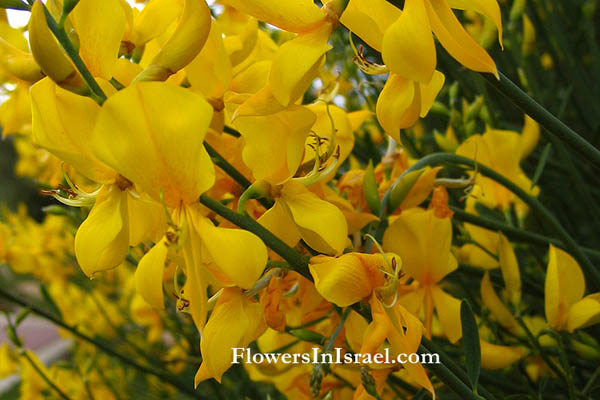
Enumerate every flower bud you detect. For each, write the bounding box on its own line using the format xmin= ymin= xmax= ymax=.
xmin=28 ymin=1 xmax=87 ymax=93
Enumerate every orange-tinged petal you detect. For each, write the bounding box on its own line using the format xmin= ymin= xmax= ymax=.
xmin=376 ymin=74 xmax=420 ymax=142
xmin=234 ymin=106 xmax=315 ymax=184
xmin=281 ymin=181 xmax=348 ymax=255
xmin=92 ymin=82 xmax=215 ymax=207
xmin=431 ymin=286 xmax=462 ymax=343
xmin=135 ymin=238 xmax=169 ymax=309
xmin=71 ymin=0 xmax=126 ymax=80
xmin=339 ymin=0 xmax=401 ymax=51
xmin=194 ymin=215 xmax=267 ymax=289
xmin=345 ymin=311 xmax=369 ymax=353
xmin=545 ymin=245 xmax=585 ymax=330
xmin=480 ymin=340 xmax=526 ymax=370
xmin=221 ymin=0 xmax=325 ymax=33
xmin=75 ymin=186 xmax=129 ymax=277
xmin=498 ymin=233 xmax=521 ymax=306
xmin=309 ymin=253 xmax=386 ymax=307
xmin=382 ymin=0 xmax=436 ymax=83
xmin=269 ymin=22 xmax=332 ymax=106
xmin=195 ymin=287 xmax=263 ymax=385
xmin=383 ymin=208 xmax=457 ymax=284
xmin=567 ymin=294 xmax=600 ymax=332
xmin=426 ymin=0 xmax=498 ymax=76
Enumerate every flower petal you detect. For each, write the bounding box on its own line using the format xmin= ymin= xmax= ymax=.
xmin=234 ymin=106 xmax=316 ymax=184
xmin=281 ymin=181 xmax=348 ymax=255
xmin=135 ymin=238 xmax=169 ymax=309
xmin=195 ymin=287 xmax=263 ymax=385
xmin=75 ymin=186 xmax=129 ymax=277
xmin=383 ymin=208 xmax=457 ymax=284
xmin=480 ymin=340 xmax=526 ymax=370
xmin=425 ymin=0 xmax=497 ymax=76
xmin=376 ymin=74 xmax=420 ymax=142
xmin=92 ymin=82 xmax=215 ymax=206
xmin=221 ymin=0 xmax=325 ymax=33
xmin=194 ymin=215 xmax=267 ymax=289
xmin=71 ymin=0 xmax=126 ymax=80
xmin=309 ymin=253 xmax=386 ymax=307
xmin=567 ymin=294 xmax=600 ymax=332
xmin=431 ymin=286 xmax=462 ymax=343
xmin=269 ymin=22 xmax=332 ymax=106
xmin=382 ymin=0 xmax=436 ymax=83
xmin=339 ymin=0 xmax=401 ymax=51
xmin=498 ymin=233 xmax=521 ymax=306
xmin=545 ymin=245 xmax=585 ymax=330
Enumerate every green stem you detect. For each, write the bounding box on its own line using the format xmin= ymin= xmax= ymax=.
xmin=451 ymin=207 xmax=600 ymax=258
xmin=421 ymin=338 xmax=497 ymax=400
xmin=21 ymin=350 xmax=72 ymax=400
xmin=583 ymin=365 xmax=600 ymax=396
xmin=419 ymin=344 xmax=485 ymax=400
xmin=41 ymin=4 xmax=107 ymax=104
xmin=481 ymin=71 xmax=600 ymax=170
xmin=199 ymin=193 xmax=310 ymax=278
xmin=385 ymin=153 xmax=600 ymax=290
xmin=0 ymin=287 xmax=207 ymax=399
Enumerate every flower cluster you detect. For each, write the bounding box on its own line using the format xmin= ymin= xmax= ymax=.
xmin=1 ymin=0 xmax=600 ymax=399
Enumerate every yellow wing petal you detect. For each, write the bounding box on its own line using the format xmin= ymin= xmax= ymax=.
xmin=135 ymin=238 xmax=169 ymax=309
xmin=195 ymin=288 xmax=263 ymax=385
xmin=567 ymin=294 xmax=600 ymax=332
xmin=498 ymin=233 xmax=521 ymax=306
xmin=75 ymin=186 xmax=129 ymax=277
xmin=376 ymin=74 xmax=419 ymax=142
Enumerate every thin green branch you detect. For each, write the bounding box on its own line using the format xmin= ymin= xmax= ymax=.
xmin=21 ymin=350 xmax=72 ymax=400
xmin=198 ymin=193 xmax=310 ymax=278
xmin=481 ymin=71 xmax=600 ymax=170
xmin=451 ymin=206 xmax=600 ymax=258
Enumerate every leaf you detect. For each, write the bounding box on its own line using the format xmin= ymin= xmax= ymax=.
xmin=531 ymin=143 xmax=552 ymax=189
xmin=460 ymin=299 xmax=481 ymax=392
xmin=40 ymin=284 xmax=63 ymax=320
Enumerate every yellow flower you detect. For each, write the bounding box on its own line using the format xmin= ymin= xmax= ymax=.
xmin=308 ymin=252 xmax=434 ymax=395
xmin=545 ymin=245 xmax=600 ymax=332
xmin=194 ymin=287 xmax=265 ymax=384
xmin=91 ymin=82 xmax=267 ymax=332
xmin=383 ymin=208 xmax=462 ymax=343
xmin=456 ymin=119 xmax=539 ymax=212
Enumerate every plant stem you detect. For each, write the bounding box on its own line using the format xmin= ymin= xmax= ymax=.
xmin=451 ymin=207 xmax=600 ymax=258
xmin=0 ymin=286 xmax=207 ymax=399
xmin=481 ymin=71 xmax=600 ymax=170
xmin=41 ymin=4 xmax=107 ymax=104
xmin=21 ymin=350 xmax=72 ymax=400
xmin=419 ymin=343 xmax=485 ymax=400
